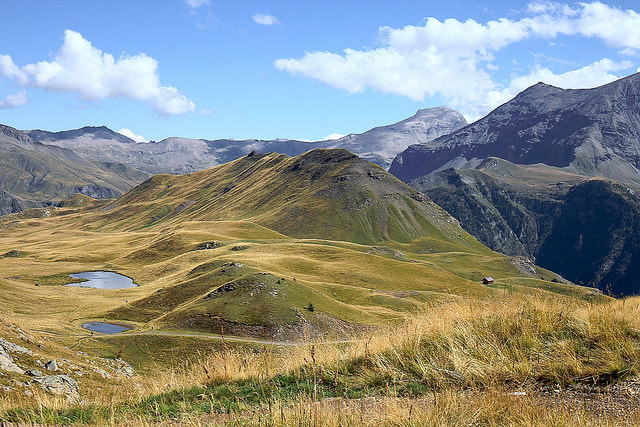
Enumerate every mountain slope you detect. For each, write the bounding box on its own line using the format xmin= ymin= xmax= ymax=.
xmin=26 ymin=107 xmax=466 ymax=173
xmin=1 ymin=149 xmax=590 ymax=347
xmin=411 ymin=158 xmax=640 ymax=296
xmin=324 ymin=107 xmax=466 ymax=167
xmin=96 ymin=148 xmax=485 ymax=251
xmin=0 ymin=125 xmax=149 ymax=214
xmin=390 ymin=73 xmax=640 ymax=185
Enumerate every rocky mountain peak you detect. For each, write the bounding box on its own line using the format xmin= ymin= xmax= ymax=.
xmin=0 ymin=124 xmax=36 ymax=147
xmin=390 ymin=72 xmax=640 ymax=185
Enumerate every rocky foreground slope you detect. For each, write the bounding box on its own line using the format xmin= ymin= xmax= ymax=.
xmin=0 ymin=317 xmax=135 ymax=402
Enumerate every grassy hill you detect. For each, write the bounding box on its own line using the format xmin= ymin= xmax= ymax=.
xmin=93 ymin=149 xmax=485 ymax=250
xmin=1 ymin=148 xmax=634 ymax=425
xmin=0 ymin=149 xmax=595 ymax=341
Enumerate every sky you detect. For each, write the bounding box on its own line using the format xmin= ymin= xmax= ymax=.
xmin=1 ymin=0 xmax=640 ymax=143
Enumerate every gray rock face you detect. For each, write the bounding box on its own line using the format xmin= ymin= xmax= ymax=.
xmin=390 ymin=73 xmax=640 ymax=186
xmin=324 ymin=107 xmax=467 ymax=168
xmin=0 ymin=336 xmax=32 ymax=355
xmin=44 ymin=359 xmax=58 ymax=371
xmin=0 ymin=189 xmax=26 ymax=216
xmin=33 ymin=375 xmax=79 ymax=401
xmin=24 ymin=107 xmax=466 ymax=173
xmin=0 ymin=346 xmax=24 ymax=374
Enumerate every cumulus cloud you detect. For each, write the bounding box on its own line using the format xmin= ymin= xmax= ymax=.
xmin=252 ymin=13 xmax=280 ymax=26
xmin=0 ymin=55 xmax=29 ymax=84
xmin=117 ymin=128 xmax=148 ymax=143
xmin=507 ymin=58 xmax=632 ymax=93
xmin=0 ymin=90 xmax=29 ymax=108
xmin=323 ymin=133 xmax=345 ymax=140
xmin=275 ymin=1 xmax=640 ymax=120
xmin=0 ymin=30 xmax=195 ymax=115
xmin=184 ymin=0 xmax=209 ymax=8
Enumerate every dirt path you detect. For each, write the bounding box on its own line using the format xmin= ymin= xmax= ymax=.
xmin=32 ymin=328 xmax=361 ymax=349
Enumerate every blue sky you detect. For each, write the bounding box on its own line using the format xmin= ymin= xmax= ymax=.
xmin=1 ymin=0 xmax=639 ymax=142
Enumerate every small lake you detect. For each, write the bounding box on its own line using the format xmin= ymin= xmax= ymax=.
xmin=65 ymin=271 xmax=137 ymax=289
xmin=82 ymin=322 xmax=132 ymax=334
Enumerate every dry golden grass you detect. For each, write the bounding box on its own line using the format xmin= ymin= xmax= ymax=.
xmin=1 ymin=294 xmax=638 ymax=425
xmin=195 ymin=293 xmax=639 ymax=386
xmin=0 ymin=207 xmax=588 ymax=339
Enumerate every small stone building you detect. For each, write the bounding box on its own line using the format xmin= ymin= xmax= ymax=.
xmin=482 ymin=277 xmax=494 ymax=285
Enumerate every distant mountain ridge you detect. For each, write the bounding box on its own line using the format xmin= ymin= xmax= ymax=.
xmin=0 ymin=125 xmax=149 ymax=215
xmin=390 ymin=73 xmax=640 ymax=186
xmin=24 ymin=107 xmax=466 ymax=174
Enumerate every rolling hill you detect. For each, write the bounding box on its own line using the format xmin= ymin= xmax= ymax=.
xmin=0 ymin=149 xmax=588 ymax=345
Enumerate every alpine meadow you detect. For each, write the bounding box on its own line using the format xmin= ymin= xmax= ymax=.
xmin=2 ymin=1 xmax=640 ymax=425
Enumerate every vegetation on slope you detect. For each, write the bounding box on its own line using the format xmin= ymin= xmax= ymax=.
xmin=2 ymin=294 xmax=638 ymax=425
xmin=0 ymin=125 xmax=149 ymax=215
xmin=93 ymin=149 xmax=485 ymax=252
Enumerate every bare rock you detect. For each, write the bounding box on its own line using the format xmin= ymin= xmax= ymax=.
xmin=44 ymin=359 xmax=58 ymax=371
xmin=0 ymin=346 xmax=24 ymax=374
xmin=33 ymin=375 xmax=79 ymax=401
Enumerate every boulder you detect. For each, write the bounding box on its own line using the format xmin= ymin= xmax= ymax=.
xmin=44 ymin=359 xmax=58 ymax=371
xmin=0 ymin=346 xmax=24 ymax=374
xmin=0 ymin=337 xmax=32 ymax=355
xmin=33 ymin=375 xmax=79 ymax=401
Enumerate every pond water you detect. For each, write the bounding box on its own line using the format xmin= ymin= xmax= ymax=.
xmin=82 ymin=322 xmax=132 ymax=334
xmin=65 ymin=271 xmax=137 ymax=289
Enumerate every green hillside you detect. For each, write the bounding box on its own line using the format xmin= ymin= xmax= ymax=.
xmin=95 ymin=149 xmax=486 ymax=251
xmin=0 ymin=149 xmax=599 ymax=346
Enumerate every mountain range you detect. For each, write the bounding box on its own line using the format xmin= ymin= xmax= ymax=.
xmin=25 ymin=106 xmax=466 ymax=174
xmin=411 ymin=158 xmax=640 ymax=296
xmin=0 ymin=125 xmax=148 ymax=216
xmin=394 ymin=73 xmax=640 ymax=296
xmin=390 ymin=73 xmax=640 ymax=187
xmin=3 ymin=73 xmax=640 ymax=296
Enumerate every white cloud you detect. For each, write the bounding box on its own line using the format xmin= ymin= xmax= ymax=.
xmin=117 ymin=128 xmax=148 ymax=143
xmin=0 ymin=55 xmax=29 ymax=84
xmin=200 ymin=108 xmax=214 ymax=115
xmin=184 ymin=0 xmax=209 ymax=8
xmin=322 ymin=133 xmax=345 ymax=140
xmin=575 ymin=2 xmax=640 ymax=53
xmin=507 ymin=58 xmax=632 ymax=93
xmin=1 ymin=30 xmax=195 ymax=115
xmin=275 ymin=1 xmax=640 ymax=120
xmin=252 ymin=13 xmax=280 ymax=26
xmin=0 ymin=90 xmax=29 ymax=108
